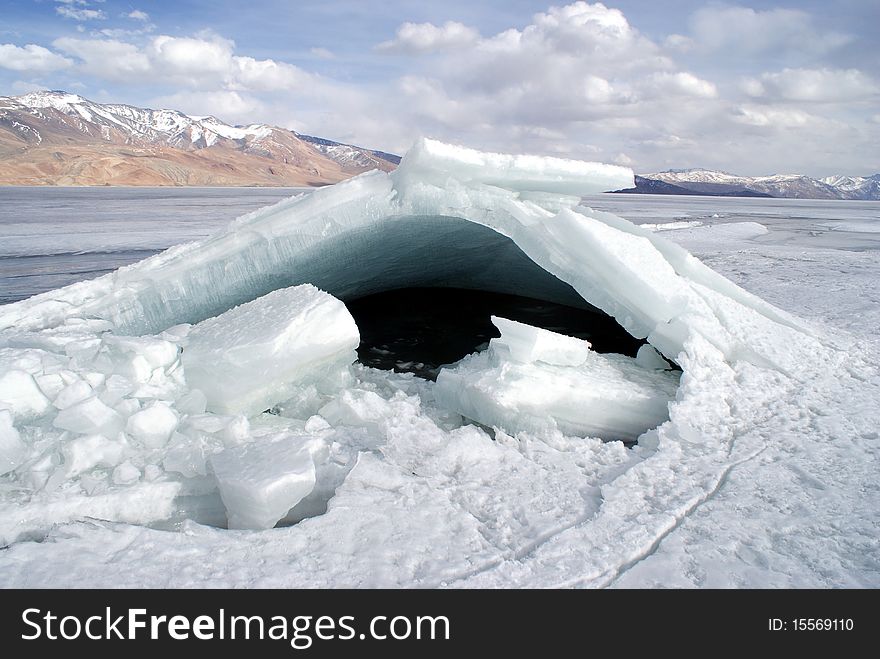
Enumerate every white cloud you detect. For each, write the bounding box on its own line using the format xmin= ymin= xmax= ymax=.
xmin=643 ymin=72 xmax=718 ymax=99
xmin=151 ymin=90 xmax=264 ymax=118
xmin=56 ymin=6 xmax=106 ymax=21
xmin=53 ymin=37 xmax=150 ymax=80
xmin=0 ymin=43 xmax=73 ymax=72
xmin=53 ymin=33 xmax=316 ymax=92
xmin=732 ymin=105 xmax=814 ymax=128
xmin=744 ymin=68 xmax=878 ymax=102
xmin=377 ymin=21 xmax=479 ymax=53
xmin=688 ymin=6 xmax=851 ymax=55
xmin=127 ymin=10 xmax=149 ymax=22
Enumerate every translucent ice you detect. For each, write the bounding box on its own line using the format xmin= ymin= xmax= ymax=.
xmin=436 ymin=317 xmax=680 ymax=440
xmin=210 ymin=439 xmax=316 ymax=530
xmin=125 ymin=402 xmax=178 ymax=449
xmin=0 ymin=410 xmax=26 ymax=475
xmin=182 ymin=284 xmax=359 ymax=416
xmin=53 ymin=396 xmax=124 ymax=436
xmin=489 ymin=315 xmax=592 ymax=366
xmin=0 ymin=370 xmax=51 ymax=420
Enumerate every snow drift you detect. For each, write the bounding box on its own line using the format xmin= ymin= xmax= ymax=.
xmin=0 ymin=139 xmax=834 ymax=571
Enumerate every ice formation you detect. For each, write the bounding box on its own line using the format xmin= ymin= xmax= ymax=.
xmin=0 ymin=138 xmax=832 ymax=557
xmin=435 ymin=316 xmax=679 ymax=440
xmin=182 ymin=284 xmax=359 ymax=416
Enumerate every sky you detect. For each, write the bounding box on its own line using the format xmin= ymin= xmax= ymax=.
xmin=0 ymin=0 xmax=878 ymax=176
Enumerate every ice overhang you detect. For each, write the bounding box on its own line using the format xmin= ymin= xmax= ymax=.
xmin=0 ymin=138 xmax=819 ymax=373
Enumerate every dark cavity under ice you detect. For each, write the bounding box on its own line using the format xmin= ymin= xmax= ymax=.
xmin=347 ymin=287 xmax=652 ymax=380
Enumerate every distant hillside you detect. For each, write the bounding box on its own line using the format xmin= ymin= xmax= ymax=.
xmin=612 ymin=175 xmax=772 ymax=197
xmin=0 ymin=91 xmax=398 ymax=186
xmin=642 ymin=168 xmax=880 ymax=200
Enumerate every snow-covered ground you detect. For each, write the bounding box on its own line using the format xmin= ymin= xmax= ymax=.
xmin=0 ymin=141 xmax=877 ymax=588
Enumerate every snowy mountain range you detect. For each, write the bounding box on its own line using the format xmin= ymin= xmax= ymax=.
xmin=641 ymin=168 xmax=880 ymax=200
xmin=0 ymin=91 xmax=397 ymax=186
xmin=1 ymin=91 xmax=876 ymax=198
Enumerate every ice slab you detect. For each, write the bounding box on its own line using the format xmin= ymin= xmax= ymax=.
xmin=210 ymin=439 xmax=316 ymax=530
xmin=392 ymin=137 xmax=634 ymax=196
xmin=0 ymin=410 xmax=26 ymax=476
xmin=436 ymin=318 xmax=679 ymax=441
xmin=0 ymin=370 xmax=51 ymax=420
xmin=182 ymin=285 xmax=360 ymax=416
xmin=53 ymin=396 xmax=124 ymax=436
xmin=125 ymin=402 xmax=178 ymax=449
xmin=489 ymin=315 xmax=591 ymax=366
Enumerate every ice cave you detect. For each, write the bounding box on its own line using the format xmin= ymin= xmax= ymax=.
xmin=0 ymin=138 xmax=826 ymax=546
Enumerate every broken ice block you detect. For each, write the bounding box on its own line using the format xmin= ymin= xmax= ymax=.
xmin=125 ymin=402 xmax=178 ymax=448
xmin=53 ymin=396 xmax=125 ymax=436
xmin=210 ymin=439 xmax=316 ymax=530
xmin=61 ymin=434 xmax=126 ymax=477
xmin=436 ymin=318 xmax=679 ymax=441
xmin=0 ymin=410 xmax=26 ymax=475
xmin=489 ymin=315 xmax=591 ymax=366
xmin=0 ymin=370 xmax=51 ymax=420
xmin=182 ymin=284 xmax=359 ymax=416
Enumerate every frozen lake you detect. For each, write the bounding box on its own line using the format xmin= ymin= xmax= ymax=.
xmin=1 ymin=168 xmax=879 ymax=589
xmin=0 ymin=186 xmax=305 ymax=304
xmin=1 ymin=187 xmax=878 ymax=305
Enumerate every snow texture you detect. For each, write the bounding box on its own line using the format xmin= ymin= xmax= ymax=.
xmin=0 ymin=138 xmax=876 ymax=589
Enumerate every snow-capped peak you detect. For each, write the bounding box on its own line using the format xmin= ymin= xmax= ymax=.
xmin=647 ymin=167 xmax=880 ymax=200
xmin=8 ymin=91 xmax=276 ymax=148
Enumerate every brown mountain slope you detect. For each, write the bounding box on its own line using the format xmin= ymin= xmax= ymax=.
xmin=0 ymin=91 xmax=397 ymax=186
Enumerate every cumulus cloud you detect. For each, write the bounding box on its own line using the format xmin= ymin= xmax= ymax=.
xmin=127 ymin=10 xmax=149 ymax=22
xmin=53 ymin=37 xmax=150 ymax=79
xmin=380 ymin=1 xmax=703 ymax=149
xmin=688 ymin=6 xmax=851 ymax=55
xmin=53 ymin=33 xmax=317 ymax=91
xmin=152 ymin=90 xmax=264 ymax=118
xmin=0 ymin=43 xmax=73 ymax=72
xmin=743 ymin=68 xmax=878 ymax=102
xmin=377 ymin=21 xmax=479 ymax=53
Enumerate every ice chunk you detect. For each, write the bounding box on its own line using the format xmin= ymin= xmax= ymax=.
xmin=182 ymin=285 xmax=359 ymax=416
xmin=393 ymin=137 xmax=634 ymax=196
xmin=125 ymin=402 xmax=178 ymax=448
xmin=0 ymin=370 xmax=51 ymax=420
xmin=176 ymin=389 xmax=207 ymax=415
xmin=103 ymin=336 xmax=179 ymax=369
xmin=61 ymin=434 xmax=126 ymax=477
xmin=0 ymin=410 xmax=26 ymax=475
xmin=635 ymin=344 xmax=672 ymax=370
xmin=210 ymin=439 xmax=316 ymax=530
xmin=53 ymin=380 xmax=93 ymax=410
xmin=436 ymin=322 xmax=680 ymax=441
xmin=489 ymin=315 xmax=591 ymax=366
xmin=112 ymin=462 xmax=140 ymax=485
xmin=53 ymin=396 xmax=124 ymax=436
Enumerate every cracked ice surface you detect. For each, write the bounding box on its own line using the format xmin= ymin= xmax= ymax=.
xmin=0 ymin=139 xmax=878 ymax=587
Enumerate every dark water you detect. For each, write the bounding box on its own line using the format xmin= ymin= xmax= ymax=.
xmin=348 ymin=287 xmax=646 ymax=380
